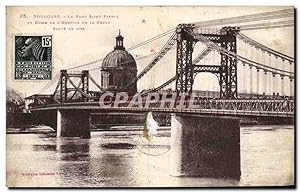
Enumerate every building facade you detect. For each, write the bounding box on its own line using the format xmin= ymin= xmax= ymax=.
xmin=101 ymin=31 xmax=137 ymax=95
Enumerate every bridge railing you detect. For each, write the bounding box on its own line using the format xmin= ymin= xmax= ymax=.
xmin=31 ymin=97 xmax=294 ymax=115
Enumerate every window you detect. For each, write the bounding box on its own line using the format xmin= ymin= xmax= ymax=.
xmin=109 ymin=73 xmax=114 ymax=86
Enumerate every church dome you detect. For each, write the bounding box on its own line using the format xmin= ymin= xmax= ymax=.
xmin=102 ymin=49 xmax=137 ymax=70
xmin=102 ymin=32 xmax=137 ymax=70
xmin=100 ymin=31 xmax=137 ymax=95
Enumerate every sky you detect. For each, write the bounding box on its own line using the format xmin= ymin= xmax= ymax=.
xmin=6 ymin=6 xmax=294 ymax=97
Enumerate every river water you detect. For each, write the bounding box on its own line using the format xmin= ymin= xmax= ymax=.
xmin=6 ymin=125 xmax=294 ymax=187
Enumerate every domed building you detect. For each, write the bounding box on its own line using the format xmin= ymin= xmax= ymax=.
xmin=101 ymin=31 xmax=137 ymax=95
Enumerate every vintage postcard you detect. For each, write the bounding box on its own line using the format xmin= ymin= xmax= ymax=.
xmin=6 ymin=6 xmax=295 ymax=187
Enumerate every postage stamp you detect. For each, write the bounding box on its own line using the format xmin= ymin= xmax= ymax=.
xmin=14 ymin=35 xmax=52 ymax=80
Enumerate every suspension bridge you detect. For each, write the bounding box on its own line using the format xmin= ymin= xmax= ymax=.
xmin=28 ymin=8 xmax=294 ymax=116
xmin=26 ymin=8 xmax=295 ymax=179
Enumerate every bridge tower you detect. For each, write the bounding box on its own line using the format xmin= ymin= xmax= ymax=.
xmin=175 ymin=24 xmax=238 ymax=99
xmin=59 ymin=70 xmax=90 ymax=103
xmin=219 ymin=27 xmax=238 ymax=99
xmin=81 ymin=70 xmax=89 ymax=102
xmin=175 ymin=24 xmax=195 ymax=93
xmin=60 ymin=70 xmax=68 ymax=103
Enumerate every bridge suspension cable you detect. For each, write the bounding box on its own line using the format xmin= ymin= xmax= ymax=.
xmin=34 ymin=9 xmax=295 ymax=99
xmin=66 ymin=28 xmax=176 ymax=71
xmin=67 ymin=76 xmax=92 ymax=98
xmin=52 ymin=78 xmax=61 ymax=97
xmin=35 ymin=72 xmax=61 ymax=95
xmin=238 ymin=20 xmax=294 ymax=31
xmin=87 ymin=51 xmax=157 ymax=71
xmin=68 ymin=79 xmax=82 ymax=102
xmin=190 ymin=8 xmax=293 ymax=28
xmin=88 ymin=74 xmax=106 ymax=92
xmin=48 ymin=45 xmax=165 ymax=95
xmin=141 ymin=75 xmax=177 ymax=95
xmin=66 ymin=75 xmax=93 ymax=99
xmin=141 ymin=45 xmax=217 ymax=94
xmin=236 ymin=32 xmax=294 ymax=62
xmin=119 ymin=31 xmax=177 ymax=91
xmin=237 ymin=32 xmax=294 ymax=97
xmin=126 ymin=28 xmax=176 ymax=50
xmin=192 ymin=32 xmax=294 ymax=78
xmin=192 ymin=47 xmax=213 ymax=65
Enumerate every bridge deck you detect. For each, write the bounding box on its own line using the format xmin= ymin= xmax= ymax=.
xmin=31 ymin=99 xmax=294 ymax=118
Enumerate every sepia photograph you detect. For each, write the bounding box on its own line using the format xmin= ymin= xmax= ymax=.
xmin=5 ymin=6 xmax=295 ymax=187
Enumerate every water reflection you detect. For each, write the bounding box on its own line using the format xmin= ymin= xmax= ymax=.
xmin=53 ymin=133 xmax=137 ymax=187
xmin=32 ymin=144 xmax=57 ymax=152
xmin=6 ymin=125 xmax=294 ymax=187
xmin=101 ymin=143 xmax=136 ymax=149
xmin=56 ymin=139 xmax=90 ymax=161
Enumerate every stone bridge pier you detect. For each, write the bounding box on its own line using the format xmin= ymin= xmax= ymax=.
xmin=170 ymin=114 xmax=241 ymax=179
xmin=56 ymin=109 xmax=91 ymax=138
xmin=32 ymin=109 xmax=91 ymax=138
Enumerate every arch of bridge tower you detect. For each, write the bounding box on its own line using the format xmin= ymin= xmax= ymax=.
xmin=175 ymin=23 xmax=239 ymax=99
xmin=193 ymin=72 xmax=220 ymax=95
